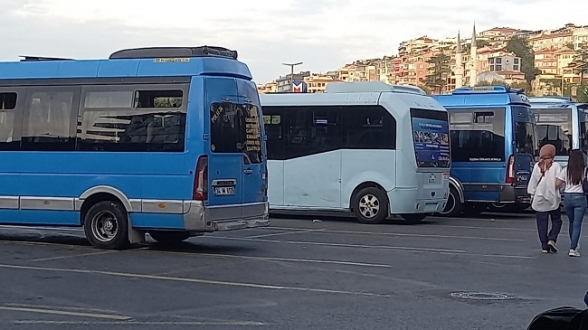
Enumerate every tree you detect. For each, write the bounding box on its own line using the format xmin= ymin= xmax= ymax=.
xmin=505 ymin=36 xmax=541 ymax=87
xmin=578 ymin=85 xmax=588 ymax=103
xmin=418 ymin=85 xmax=432 ymax=95
xmin=463 ymin=39 xmax=490 ymax=53
xmin=568 ymin=43 xmax=588 ymax=84
xmin=475 ymin=80 xmax=507 ymax=86
xmin=424 ymin=53 xmax=451 ymax=94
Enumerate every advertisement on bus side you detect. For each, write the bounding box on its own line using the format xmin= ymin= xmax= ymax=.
xmin=411 ymin=117 xmax=450 ymax=168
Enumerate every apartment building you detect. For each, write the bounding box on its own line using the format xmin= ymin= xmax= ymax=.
xmin=303 ymin=74 xmax=341 ymax=93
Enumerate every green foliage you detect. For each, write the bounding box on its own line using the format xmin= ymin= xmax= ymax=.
xmin=505 ymin=36 xmax=541 ymax=86
xmin=568 ymin=43 xmax=588 ymax=80
xmin=154 ymin=97 xmax=182 ymax=108
xmin=424 ymin=53 xmax=452 ymax=93
xmin=475 ymin=80 xmax=507 ymax=86
xmin=578 ymin=84 xmax=588 ymax=103
xmin=418 ymin=85 xmax=432 ymax=95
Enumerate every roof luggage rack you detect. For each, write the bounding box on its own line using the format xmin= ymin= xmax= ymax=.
xmin=19 ymin=56 xmax=73 ymax=62
xmin=109 ymin=46 xmax=238 ymax=60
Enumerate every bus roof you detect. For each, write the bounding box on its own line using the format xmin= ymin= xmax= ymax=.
xmin=259 ymin=81 xmax=445 ymax=112
xmin=0 ymin=46 xmax=253 ymax=81
xmin=528 ymin=96 xmax=587 ymax=109
xmin=431 ymin=85 xmax=531 ymax=108
xmin=324 ymin=81 xmax=427 ymax=95
xmin=528 ymin=96 xmax=579 ymax=103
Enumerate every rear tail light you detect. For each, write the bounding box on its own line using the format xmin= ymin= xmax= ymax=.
xmin=243 ymin=155 xmax=250 ymax=165
xmin=506 ymin=155 xmax=515 ymax=184
xmin=193 ymin=155 xmax=208 ymax=200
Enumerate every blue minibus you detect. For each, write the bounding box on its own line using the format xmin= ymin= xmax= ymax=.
xmin=260 ymin=82 xmax=451 ymax=224
xmin=0 ymin=46 xmax=269 ymax=249
xmin=431 ymin=86 xmax=536 ymax=216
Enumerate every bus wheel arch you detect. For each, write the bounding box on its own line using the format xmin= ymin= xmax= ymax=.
xmin=350 ymin=182 xmax=389 ymax=224
xmin=79 ymin=192 xmax=143 ymax=249
xmin=438 ymin=185 xmax=463 ymax=217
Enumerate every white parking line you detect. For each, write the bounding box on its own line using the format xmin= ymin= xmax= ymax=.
xmin=11 ymin=320 xmax=265 ymax=326
xmin=206 ymin=235 xmax=466 ymax=253
xmin=244 ymin=228 xmax=326 ymax=239
xmin=205 ymin=236 xmax=536 ymax=260
xmin=30 ymin=251 xmax=115 ymax=262
xmin=0 ymin=306 xmax=131 ymax=320
xmin=0 ymin=263 xmax=390 ymax=298
xmin=259 ymin=227 xmax=524 ymax=242
xmin=158 ymin=251 xmax=394 ymax=268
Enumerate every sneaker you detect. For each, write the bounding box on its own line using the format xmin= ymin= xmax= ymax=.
xmin=548 ymin=240 xmax=558 ymax=253
xmin=542 ymin=249 xmax=549 ymax=253
xmin=569 ymin=249 xmax=581 ymax=257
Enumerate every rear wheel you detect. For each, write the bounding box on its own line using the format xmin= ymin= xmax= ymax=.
xmin=438 ymin=186 xmax=462 ymax=217
xmin=149 ymin=231 xmax=191 ymax=245
xmin=83 ymin=200 xmax=129 ymax=250
xmin=352 ymin=187 xmax=389 ymax=224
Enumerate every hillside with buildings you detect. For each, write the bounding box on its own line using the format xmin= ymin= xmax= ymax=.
xmin=257 ymin=23 xmax=588 ymax=98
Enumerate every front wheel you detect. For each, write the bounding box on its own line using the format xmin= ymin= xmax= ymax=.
xmin=352 ymin=187 xmax=389 ymax=224
xmin=83 ymin=200 xmax=130 ymax=250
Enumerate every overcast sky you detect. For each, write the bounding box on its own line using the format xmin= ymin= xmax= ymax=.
xmin=0 ymin=0 xmax=586 ymax=84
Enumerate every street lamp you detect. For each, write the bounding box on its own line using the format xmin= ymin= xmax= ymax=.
xmin=282 ymin=62 xmax=303 ymax=92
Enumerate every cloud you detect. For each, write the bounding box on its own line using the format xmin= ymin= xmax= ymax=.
xmin=0 ymin=0 xmax=585 ymax=83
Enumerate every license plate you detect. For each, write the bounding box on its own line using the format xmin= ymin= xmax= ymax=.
xmin=214 ymin=186 xmax=235 ymax=196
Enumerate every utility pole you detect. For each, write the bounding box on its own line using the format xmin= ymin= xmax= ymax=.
xmin=282 ymin=62 xmax=303 ymax=92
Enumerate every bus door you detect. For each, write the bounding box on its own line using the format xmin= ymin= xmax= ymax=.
xmin=206 ymin=78 xmax=243 ymax=210
xmin=236 ymin=79 xmax=266 ymax=207
xmin=512 ymin=120 xmax=535 ymax=189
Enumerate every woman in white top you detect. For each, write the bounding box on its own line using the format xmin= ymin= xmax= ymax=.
xmin=528 ymin=144 xmax=563 ymax=253
xmin=556 ymin=149 xmax=586 ymax=257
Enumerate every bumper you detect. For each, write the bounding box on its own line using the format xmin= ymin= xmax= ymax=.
xmin=389 ymin=196 xmax=448 ymax=214
xmin=183 ymin=201 xmax=270 ymax=232
xmin=499 ymin=185 xmax=531 ymax=204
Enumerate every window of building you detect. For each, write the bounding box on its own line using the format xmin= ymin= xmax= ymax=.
xmin=78 ymin=88 xmax=187 ymax=152
xmin=513 ymin=65 xmax=520 ymax=71
xmin=489 ymin=58 xmax=495 ymax=64
xmin=22 ymin=89 xmax=75 ymax=151
xmin=496 ymin=58 xmax=502 ymax=64
xmin=496 ymin=65 xmax=502 ymax=71
xmin=490 ymin=65 xmax=495 ymax=71
xmin=449 ymin=109 xmax=506 ymax=162
xmin=0 ymin=92 xmax=18 ymax=150
xmin=210 ymin=102 xmax=262 ymax=163
xmin=514 ymin=58 xmax=520 ymax=64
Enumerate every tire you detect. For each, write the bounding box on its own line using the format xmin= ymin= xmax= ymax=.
xmin=352 ymin=187 xmax=389 ymax=224
xmin=83 ymin=200 xmax=130 ymax=250
xmin=438 ymin=187 xmax=463 ymax=217
xmin=149 ymin=231 xmax=191 ymax=245
xmin=400 ymin=213 xmax=428 ymax=224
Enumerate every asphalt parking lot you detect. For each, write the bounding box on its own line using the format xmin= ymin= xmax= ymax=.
xmin=0 ymin=211 xmax=586 ymax=330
